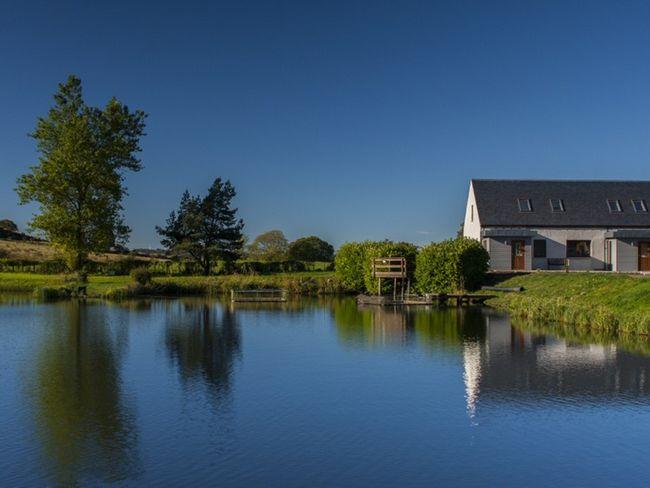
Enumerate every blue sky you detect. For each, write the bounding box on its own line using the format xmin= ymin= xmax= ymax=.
xmin=2 ymin=0 xmax=650 ymax=248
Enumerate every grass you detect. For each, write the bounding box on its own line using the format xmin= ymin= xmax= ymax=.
xmin=486 ymin=272 xmax=650 ymax=335
xmin=0 ymin=271 xmax=343 ymax=299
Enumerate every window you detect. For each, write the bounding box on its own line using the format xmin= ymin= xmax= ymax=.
xmin=517 ymin=198 xmax=532 ymax=212
xmin=607 ymin=199 xmax=622 ymax=213
xmin=533 ymin=240 xmax=547 ymax=258
xmin=470 ymin=205 xmax=474 ymax=222
xmin=549 ymin=199 xmax=565 ymax=212
xmin=632 ymin=199 xmax=647 ymax=213
xmin=566 ymin=240 xmax=591 ymax=258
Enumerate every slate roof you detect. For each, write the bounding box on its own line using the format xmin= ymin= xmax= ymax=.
xmin=472 ymin=179 xmax=650 ymax=227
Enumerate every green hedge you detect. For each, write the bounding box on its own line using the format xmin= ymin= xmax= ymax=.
xmin=415 ymin=238 xmax=489 ymax=293
xmin=334 ymin=240 xmax=418 ymax=294
xmin=334 ymin=242 xmax=367 ymax=291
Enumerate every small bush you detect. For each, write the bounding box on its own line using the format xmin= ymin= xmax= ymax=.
xmin=234 ymin=260 xmax=307 ymax=274
xmin=130 ymin=267 xmax=152 ymax=285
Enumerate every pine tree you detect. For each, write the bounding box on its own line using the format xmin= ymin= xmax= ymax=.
xmin=157 ymin=178 xmax=244 ymax=275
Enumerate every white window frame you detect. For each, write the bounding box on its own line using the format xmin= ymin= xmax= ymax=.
xmin=549 ymin=199 xmax=565 ymax=212
xmin=517 ymin=198 xmax=533 ymax=212
xmin=631 ymin=199 xmax=647 ymax=213
xmin=607 ymin=199 xmax=622 ymax=213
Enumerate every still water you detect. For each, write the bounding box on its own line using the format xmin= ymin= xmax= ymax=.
xmin=1 ymin=296 xmax=649 ymax=487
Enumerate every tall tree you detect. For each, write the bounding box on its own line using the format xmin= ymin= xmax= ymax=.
xmin=247 ymin=230 xmax=289 ymax=261
xmin=287 ymin=236 xmax=335 ymax=262
xmin=157 ymin=178 xmax=244 ymax=275
xmin=16 ymin=76 xmax=146 ymax=274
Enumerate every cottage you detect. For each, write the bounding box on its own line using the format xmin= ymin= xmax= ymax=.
xmin=462 ymin=179 xmax=650 ymax=272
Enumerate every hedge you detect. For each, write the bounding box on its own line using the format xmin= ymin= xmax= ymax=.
xmin=415 ymin=237 xmax=489 ymax=293
xmin=334 ymin=240 xmax=418 ymax=294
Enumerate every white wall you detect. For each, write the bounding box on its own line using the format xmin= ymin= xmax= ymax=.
xmin=462 ymin=181 xmax=481 ymax=240
xmin=616 ymin=239 xmax=638 ymax=272
xmin=485 ymin=228 xmax=610 ymax=271
xmin=533 ymin=228 xmax=607 ymax=270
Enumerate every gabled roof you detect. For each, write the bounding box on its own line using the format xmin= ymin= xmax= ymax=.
xmin=472 ymin=179 xmax=650 ymax=227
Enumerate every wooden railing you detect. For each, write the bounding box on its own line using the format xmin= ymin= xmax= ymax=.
xmin=371 ymin=257 xmax=407 ymax=278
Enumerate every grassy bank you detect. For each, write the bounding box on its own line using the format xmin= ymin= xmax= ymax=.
xmin=486 ymin=272 xmax=650 ymax=335
xmin=0 ymin=271 xmax=344 ymax=299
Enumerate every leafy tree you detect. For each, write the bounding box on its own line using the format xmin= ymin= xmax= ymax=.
xmin=247 ymin=230 xmax=289 ymax=261
xmin=157 ymin=178 xmax=244 ymax=275
xmin=16 ymin=76 xmax=146 ymax=274
xmin=287 ymin=236 xmax=334 ymax=262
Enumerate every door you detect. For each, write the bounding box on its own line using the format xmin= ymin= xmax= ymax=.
xmin=639 ymin=242 xmax=650 ymax=272
xmin=511 ymin=240 xmax=526 ymax=270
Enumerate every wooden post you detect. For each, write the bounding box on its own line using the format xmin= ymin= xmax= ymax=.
xmin=378 ymin=277 xmax=381 ymax=296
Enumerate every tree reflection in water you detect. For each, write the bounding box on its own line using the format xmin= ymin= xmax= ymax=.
xmin=331 ymin=298 xmax=485 ymax=349
xmin=32 ymin=301 xmax=138 ymax=486
xmin=164 ymin=300 xmax=241 ymax=405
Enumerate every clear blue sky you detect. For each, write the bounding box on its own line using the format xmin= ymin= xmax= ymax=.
xmin=2 ymin=0 xmax=650 ymax=249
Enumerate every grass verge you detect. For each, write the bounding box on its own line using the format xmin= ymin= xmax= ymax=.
xmin=486 ymin=272 xmax=650 ymax=335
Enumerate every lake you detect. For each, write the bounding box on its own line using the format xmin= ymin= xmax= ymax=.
xmin=1 ymin=296 xmax=649 ymax=487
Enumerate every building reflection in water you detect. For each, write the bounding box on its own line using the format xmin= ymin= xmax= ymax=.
xmin=332 ymin=300 xmax=650 ymax=418
xmin=164 ymin=299 xmax=241 ymax=405
xmin=31 ymin=301 xmax=139 ymax=486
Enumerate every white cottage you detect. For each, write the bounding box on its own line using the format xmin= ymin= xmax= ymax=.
xmin=462 ymin=179 xmax=650 ymax=272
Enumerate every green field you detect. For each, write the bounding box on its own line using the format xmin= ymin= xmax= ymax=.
xmin=486 ymin=272 xmax=650 ymax=334
xmin=0 ymin=271 xmax=341 ymax=298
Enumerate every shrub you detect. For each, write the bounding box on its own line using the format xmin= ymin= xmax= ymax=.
xmin=234 ymin=260 xmax=306 ymax=274
xmin=335 ymin=240 xmax=418 ymax=294
xmin=455 ymin=237 xmax=490 ymax=290
xmin=416 ymin=237 xmax=489 ymax=293
xmin=362 ymin=241 xmax=418 ymax=295
xmin=334 ymin=242 xmax=367 ymax=292
xmin=130 ymin=267 xmax=152 ymax=285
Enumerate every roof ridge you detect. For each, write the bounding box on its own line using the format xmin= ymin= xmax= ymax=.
xmin=471 ymin=178 xmax=650 ymax=183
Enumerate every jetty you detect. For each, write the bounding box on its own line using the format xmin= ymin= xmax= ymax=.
xmin=356 ymin=293 xmax=495 ymax=307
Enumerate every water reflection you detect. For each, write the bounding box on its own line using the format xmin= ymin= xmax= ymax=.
xmin=31 ymin=301 xmax=138 ymax=486
xmin=332 ymin=299 xmax=485 ymax=348
xmin=476 ymin=312 xmax=649 ymax=401
xmin=331 ymin=301 xmax=650 ymax=416
xmin=164 ymin=300 xmax=241 ymax=405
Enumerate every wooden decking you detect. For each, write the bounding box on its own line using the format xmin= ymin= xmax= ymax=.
xmin=356 ymin=293 xmax=495 ymax=307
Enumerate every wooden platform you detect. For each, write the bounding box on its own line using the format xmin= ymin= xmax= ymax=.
xmin=231 ymin=289 xmax=288 ymax=302
xmin=356 ymin=293 xmax=494 ymax=307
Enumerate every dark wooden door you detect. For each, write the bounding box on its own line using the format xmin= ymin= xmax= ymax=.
xmin=511 ymin=240 xmax=526 ymax=270
xmin=639 ymin=242 xmax=650 ymax=271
